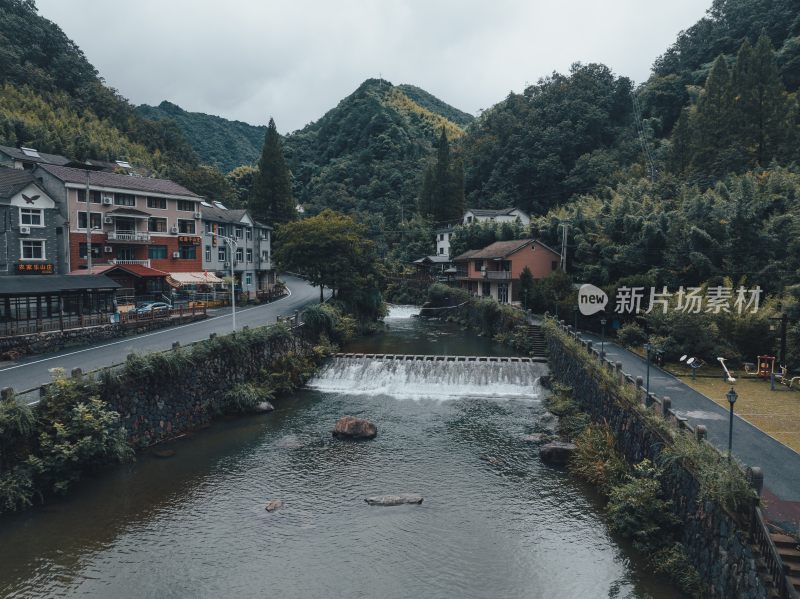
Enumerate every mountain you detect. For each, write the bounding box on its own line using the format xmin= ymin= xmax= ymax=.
xmin=136 ymin=101 xmax=267 ymax=172
xmin=283 ymin=78 xmax=470 ymax=218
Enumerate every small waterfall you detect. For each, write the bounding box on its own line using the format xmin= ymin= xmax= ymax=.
xmin=385 ymin=304 xmax=421 ymax=319
xmin=308 ymin=357 xmax=546 ymax=400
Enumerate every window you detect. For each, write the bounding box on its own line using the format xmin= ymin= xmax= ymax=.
xmin=262 ymin=250 xmax=269 ymax=261
xmin=180 ymin=244 xmax=196 ymax=259
xmin=21 ymin=239 xmax=45 ymax=260
xmin=116 ymin=247 xmax=136 ymax=261
xmin=77 ymin=212 xmax=102 ymax=230
xmin=245 ymin=228 xmax=252 ymax=241
xmin=246 ymin=248 xmax=253 ymax=262
xmin=236 ymin=247 xmax=244 ymax=262
xmin=205 ymin=245 xmax=211 ymax=262
xmin=20 ymin=208 xmax=43 ymax=226
xmin=114 ymin=193 xmax=135 ymax=207
xmin=467 ymin=216 xmax=473 ymax=223
xmin=497 ymin=283 xmax=509 ymax=304
xmin=439 ymin=247 xmax=444 ymax=255
xmin=78 ymin=243 xmax=101 ymax=259
xmin=218 ymin=247 xmax=226 ymax=261
xmin=217 ymin=225 xmax=226 ymax=237
xmin=178 ymin=219 xmax=196 ymax=234
xmin=551 ymin=261 xmax=558 ymax=271
xmin=235 ymin=227 xmax=243 ymax=239
xmin=474 ymin=260 xmax=484 ymax=271
xmin=148 ymin=217 xmax=167 ymax=233
xmin=245 ymin=273 xmax=252 ymax=286
xmin=205 ymin=222 xmax=212 ymax=233
xmin=177 ymin=200 xmax=196 ymax=212
xmin=439 ymin=233 xmax=444 ymax=241
xmin=146 ymin=197 xmax=167 ymax=209
xmin=77 ymin=190 xmax=102 ymax=203
xmin=148 ymin=245 xmax=167 ymax=259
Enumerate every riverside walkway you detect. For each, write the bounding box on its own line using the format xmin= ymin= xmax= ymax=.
xmin=579 ymin=330 xmax=800 ymax=534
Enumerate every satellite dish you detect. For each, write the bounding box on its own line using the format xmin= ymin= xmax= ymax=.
xmin=679 ymin=355 xmax=688 ymax=362
xmin=686 ymin=357 xmax=695 ymax=366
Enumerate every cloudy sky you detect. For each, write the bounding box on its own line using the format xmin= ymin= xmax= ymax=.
xmin=36 ymin=0 xmax=710 ymax=133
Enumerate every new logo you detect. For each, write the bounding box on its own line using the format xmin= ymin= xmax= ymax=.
xmin=578 ymin=283 xmax=608 ymax=316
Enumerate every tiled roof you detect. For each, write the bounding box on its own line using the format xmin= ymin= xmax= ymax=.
xmin=107 ymin=207 xmax=151 ymax=217
xmin=39 ymin=164 xmax=201 ymax=198
xmin=69 ymin=264 xmax=168 ymax=278
xmin=412 ymin=255 xmax=450 ymax=264
xmin=452 ymin=249 xmax=480 ymax=262
xmin=0 ymin=145 xmax=71 ymax=166
xmin=465 ymin=207 xmax=522 ymax=217
xmin=200 ymin=205 xmax=249 ymax=225
xmin=456 ymin=239 xmax=534 ymax=260
xmin=1 ymin=274 xmax=120 ymax=295
xmin=0 ymin=168 xmax=37 ymax=199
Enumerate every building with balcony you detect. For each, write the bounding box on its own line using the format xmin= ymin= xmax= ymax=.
xmin=35 ymin=164 xmax=205 ymax=280
xmin=462 ymin=207 xmax=530 ymax=226
xmin=451 ymin=238 xmax=560 ymax=304
xmin=200 ymin=203 xmax=275 ymax=298
xmin=0 ymin=168 xmax=66 ymax=276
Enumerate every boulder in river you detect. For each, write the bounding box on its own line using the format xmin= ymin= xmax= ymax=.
xmin=521 ymin=433 xmax=550 ymax=445
xmin=365 ymin=494 xmax=423 ymax=506
xmin=254 ymin=401 xmax=275 ymax=413
xmin=265 ymin=500 xmax=284 ymax=512
xmin=332 ymin=416 xmax=377 ymax=440
xmin=539 ymin=441 xmax=577 ymax=466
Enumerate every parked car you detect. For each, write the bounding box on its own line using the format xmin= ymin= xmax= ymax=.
xmin=133 ymin=301 xmax=171 ymax=316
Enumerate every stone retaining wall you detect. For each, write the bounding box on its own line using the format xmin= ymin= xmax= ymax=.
xmin=546 ymin=324 xmax=769 ymax=599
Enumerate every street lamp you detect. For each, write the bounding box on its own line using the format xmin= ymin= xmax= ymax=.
xmin=726 ymin=387 xmax=738 ymax=461
xmin=206 ymin=232 xmax=237 ymax=331
xmin=600 ymin=317 xmax=607 ymax=358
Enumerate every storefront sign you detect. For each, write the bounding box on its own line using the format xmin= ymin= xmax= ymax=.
xmin=16 ymin=262 xmax=54 ymax=274
xmin=178 ymin=236 xmax=201 ymax=245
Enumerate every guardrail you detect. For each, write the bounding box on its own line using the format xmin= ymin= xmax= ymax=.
xmin=552 ymin=319 xmax=798 ymax=599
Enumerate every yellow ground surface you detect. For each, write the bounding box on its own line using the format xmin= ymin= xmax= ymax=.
xmin=669 ymin=365 xmax=800 ymax=453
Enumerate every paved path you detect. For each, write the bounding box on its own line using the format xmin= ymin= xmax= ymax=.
xmin=0 ymin=275 xmax=329 ymax=395
xmin=580 ymin=331 xmax=800 ymax=532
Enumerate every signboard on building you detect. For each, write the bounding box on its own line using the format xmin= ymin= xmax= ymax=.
xmin=16 ymin=262 xmax=55 ymax=274
xmin=178 ymin=236 xmax=201 ymax=245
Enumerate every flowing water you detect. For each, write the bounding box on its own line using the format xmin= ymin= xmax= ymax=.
xmin=0 ymin=306 xmax=679 ymax=598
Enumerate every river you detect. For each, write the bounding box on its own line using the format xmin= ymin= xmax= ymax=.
xmin=0 ymin=306 xmax=679 ymax=598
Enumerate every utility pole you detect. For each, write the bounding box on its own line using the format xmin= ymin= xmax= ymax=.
xmin=206 ymin=231 xmax=237 ymax=331
xmin=558 ymin=221 xmax=570 ymax=273
xmin=85 ymin=169 xmax=92 ymax=271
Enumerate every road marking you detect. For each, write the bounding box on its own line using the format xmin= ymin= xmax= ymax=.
xmin=0 ymin=285 xmax=297 ymax=374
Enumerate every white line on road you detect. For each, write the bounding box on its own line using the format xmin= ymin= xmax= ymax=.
xmin=0 ymin=286 xmax=295 ymax=374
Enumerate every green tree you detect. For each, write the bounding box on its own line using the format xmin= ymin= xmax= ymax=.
xmin=519 ymin=266 xmax=535 ymax=310
xmin=692 ymin=55 xmax=734 ymax=174
xmin=274 ymin=210 xmax=384 ymax=319
xmin=249 ymin=118 xmax=294 ymax=225
xmin=417 ymin=128 xmax=464 ymax=223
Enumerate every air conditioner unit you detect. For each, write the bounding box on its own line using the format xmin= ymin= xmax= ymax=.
xmin=19 ymin=226 xmax=30 ymax=235
xmin=170 ymin=226 xmax=179 ymax=234
xmin=193 ymin=211 xmax=202 ymax=219
xmin=103 ymin=216 xmax=114 ymax=224
xmin=102 ymin=197 xmax=113 ymax=205
xmin=223 ymin=261 xmax=230 ymax=268
xmin=104 ymin=246 xmax=113 ymax=253
xmin=172 ymin=251 xmax=181 ymax=258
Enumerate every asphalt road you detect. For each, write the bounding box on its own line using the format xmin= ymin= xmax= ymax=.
xmin=580 ymin=331 xmax=800 ymax=531
xmin=0 ymin=275 xmax=328 ymax=394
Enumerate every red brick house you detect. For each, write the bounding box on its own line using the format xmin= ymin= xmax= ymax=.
xmin=452 ymin=239 xmax=561 ymax=304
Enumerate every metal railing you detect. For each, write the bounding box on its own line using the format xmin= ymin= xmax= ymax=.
xmin=110 ymin=259 xmax=151 ymax=267
xmin=107 ymin=231 xmax=151 ymax=242
xmin=484 ymin=270 xmax=512 ymax=280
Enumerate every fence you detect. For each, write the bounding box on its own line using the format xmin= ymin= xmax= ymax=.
xmin=550 ymin=319 xmax=798 ymax=599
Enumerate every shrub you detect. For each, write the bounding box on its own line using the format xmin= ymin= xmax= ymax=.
xmin=427 ymin=283 xmax=469 ymax=307
xmin=0 ymin=467 xmax=35 ymax=512
xmin=0 ymin=393 xmax=36 ymax=468
xmin=215 ymin=383 xmax=274 ymax=415
xmin=570 ymin=423 xmax=629 ymax=494
xmin=650 ymin=543 xmax=704 ymax=598
xmin=606 ymin=460 xmax=680 ymax=553
xmin=617 ymin=322 xmax=647 ymax=347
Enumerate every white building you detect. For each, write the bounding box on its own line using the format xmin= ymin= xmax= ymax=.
xmin=462 ymin=208 xmax=531 ymax=226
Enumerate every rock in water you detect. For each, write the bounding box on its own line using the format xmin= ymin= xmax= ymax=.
xmin=365 ymin=494 xmax=423 ymax=506
xmin=539 ymin=441 xmax=577 ymax=465
xmin=265 ymin=500 xmax=284 ymax=512
xmin=254 ymin=401 xmax=275 ymax=413
xmin=332 ymin=416 xmax=377 ymax=439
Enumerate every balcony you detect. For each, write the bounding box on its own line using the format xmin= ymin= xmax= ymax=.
xmin=485 ymin=270 xmax=512 ymax=280
xmin=106 ymin=231 xmax=151 ymax=243
xmin=110 ymin=259 xmax=152 ymax=268
xmin=454 ymin=269 xmax=470 ymax=280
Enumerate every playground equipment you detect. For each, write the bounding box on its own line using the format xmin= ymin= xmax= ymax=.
xmin=776 ymin=365 xmax=800 ymax=390
xmin=743 ymin=355 xmax=776 ymax=379
xmin=717 ymin=357 xmax=737 ymax=383
xmin=679 ymin=355 xmax=704 ymax=381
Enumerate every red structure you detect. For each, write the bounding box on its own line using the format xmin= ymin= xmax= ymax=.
xmin=757 ymin=355 xmax=776 ymax=379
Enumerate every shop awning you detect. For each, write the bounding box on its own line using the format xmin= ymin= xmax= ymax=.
xmin=0 ymin=274 xmax=120 ymax=296
xmin=166 ymin=271 xmax=224 ymax=286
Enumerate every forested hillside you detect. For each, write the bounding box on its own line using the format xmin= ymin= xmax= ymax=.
xmin=283 ymin=78 xmax=469 ymax=219
xmin=136 ymin=101 xmax=267 ymax=172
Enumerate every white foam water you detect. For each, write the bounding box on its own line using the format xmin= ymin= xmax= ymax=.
xmin=385 ymin=304 xmax=421 ymax=319
xmin=307 ymin=357 xmax=545 ymax=400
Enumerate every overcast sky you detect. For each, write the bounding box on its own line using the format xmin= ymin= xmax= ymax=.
xmin=36 ymin=0 xmax=710 ymax=134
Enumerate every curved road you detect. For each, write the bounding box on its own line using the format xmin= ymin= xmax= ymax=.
xmin=0 ymin=275 xmax=328 ymax=395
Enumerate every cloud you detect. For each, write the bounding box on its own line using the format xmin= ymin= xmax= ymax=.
xmin=36 ymin=0 xmax=710 ymax=133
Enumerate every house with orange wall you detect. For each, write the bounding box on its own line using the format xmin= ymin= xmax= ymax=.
xmin=451 ymin=238 xmax=561 ymax=304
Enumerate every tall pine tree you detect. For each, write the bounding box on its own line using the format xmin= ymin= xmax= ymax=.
xmin=249 ymin=118 xmax=295 ymax=225
xmin=416 ymin=128 xmax=465 ymax=223
xmin=693 ymin=55 xmax=734 ymax=175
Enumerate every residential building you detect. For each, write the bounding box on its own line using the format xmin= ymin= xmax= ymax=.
xmin=0 ymin=145 xmax=70 ymax=170
xmin=0 ymin=168 xmax=66 ymax=276
xmin=35 ymin=164 xmax=205 ymax=282
xmin=200 ymin=203 xmax=275 ymax=298
xmin=451 ymin=238 xmax=560 ymax=304
xmin=462 ymin=207 xmax=530 ymax=226
xmin=435 ymin=226 xmax=455 ymax=257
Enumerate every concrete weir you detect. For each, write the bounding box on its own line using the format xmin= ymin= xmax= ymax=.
xmin=332 ymin=353 xmax=547 ymax=363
